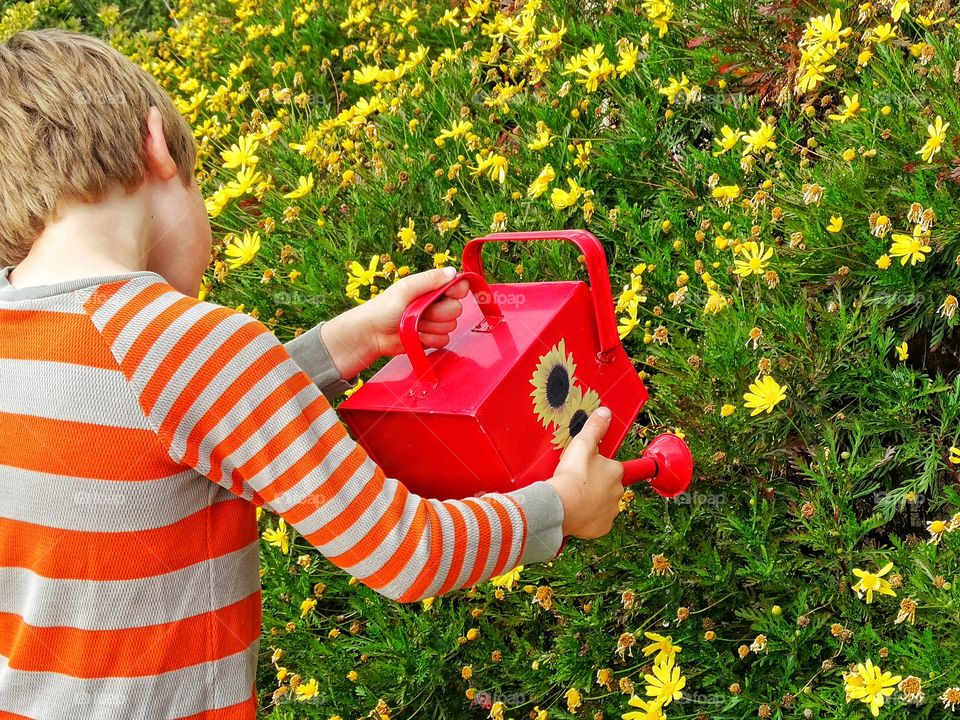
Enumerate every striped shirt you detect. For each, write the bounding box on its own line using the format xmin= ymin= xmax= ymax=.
xmin=0 ymin=267 xmax=564 ymax=720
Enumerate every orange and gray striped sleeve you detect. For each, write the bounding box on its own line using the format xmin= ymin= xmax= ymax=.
xmin=82 ymin=276 xmax=564 ymax=601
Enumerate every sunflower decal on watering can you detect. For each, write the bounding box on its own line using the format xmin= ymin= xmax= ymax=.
xmin=529 ymin=339 xmax=601 ymax=450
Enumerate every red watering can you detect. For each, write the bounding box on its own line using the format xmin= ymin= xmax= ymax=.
xmin=339 ymin=230 xmax=692 ymax=500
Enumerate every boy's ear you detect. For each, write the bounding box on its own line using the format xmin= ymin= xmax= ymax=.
xmin=143 ymin=106 xmax=179 ymax=181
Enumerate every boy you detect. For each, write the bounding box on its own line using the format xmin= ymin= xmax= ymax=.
xmin=0 ymin=29 xmax=626 ymax=719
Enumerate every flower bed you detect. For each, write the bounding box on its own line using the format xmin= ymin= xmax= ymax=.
xmin=4 ymin=0 xmax=960 ymax=716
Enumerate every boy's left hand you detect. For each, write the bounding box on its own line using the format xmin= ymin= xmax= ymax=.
xmin=319 ymin=267 xmax=470 ymax=381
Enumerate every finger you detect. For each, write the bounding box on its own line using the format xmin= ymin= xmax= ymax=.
xmin=566 ymin=406 xmax=612 ymax=454
xmin=442 ymin=278 xmax=470 ymax=300
xmin=393 ymin=267 xmax=457 ymax=303
xmin=419 ymin=331 xmax=451 ymax=348
xmin=421 ymin=297 xmax=463 ymax=322
xmin=608 ymin=458 xmax=626 ymax=485
xmin=417 ymin=318 xmax=458 ymax=335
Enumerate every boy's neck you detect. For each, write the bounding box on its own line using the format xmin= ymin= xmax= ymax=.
xmin=9 ymin=185 xmax=150 ymax=289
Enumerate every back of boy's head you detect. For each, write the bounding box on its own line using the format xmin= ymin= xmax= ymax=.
xmin=0 ymin=29 xmax=197 ymax=266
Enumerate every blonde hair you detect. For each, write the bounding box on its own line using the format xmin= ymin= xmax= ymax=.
xmin=0 ymin=29 xmax=197 ymax=265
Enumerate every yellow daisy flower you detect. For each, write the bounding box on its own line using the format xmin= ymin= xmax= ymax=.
xmin=711 ymin=184 xmax=741 ymax=207
xmin=916 ymin=115 xmax=949 ymax=163
xmin=616 ymin=40 xmax=639 ymax=76
xmin=527 ymin=164 xmax=556 ymax=198
xmin=622 ymin=695 xmax=666 ymax=720
xmin=220 ymin=135 xmax=260 ymax=169
xmin=866 ymin=22 xmax=897 ymax=43
xmin=224 ymin=230 xmax=261 ymax=269
xmin=435 ymin=120 xmax=474 ymax=147
xmin=927 ymin=519 xmax=949 ymax=544
xmin=890 ymin=0 xmax=909 ymax=21
xmin=262 ymin=518 xmax=290 ymax=554
xmin=732 ymin=241 xmax=774 ymax=277
xmin=851 ymin=562 xmax=897 ymax=603
xmin=618 ymin=302 xmax=640 ymax=339
xmin=889 ymin=225 xmax=931 ymax=266
xmin=471 ymin=150 xmax=509 ymax=183
xmin=642 ymin=633 xmax=681 ymax=664
xmin=295 ymin=678 xmax=319 ymax=702
xmin=551 ymin=178 xmax=585 ymax=210
xmin=397 ymin=218 xmax=417 ymax=250
xmin=742 ymin=120 xmax=776 ymax=156
xmin=527 ymin=122 xmax=555 ymax=150
xmin=224 ymin=167 xmax=263 ymax=198
xmin=643 ymin=656 xmax=686 ymax=707
xmin=490 ymin=565 xmax=524 ymax=591
xmin=353 ymin=64 xmax=382 ymax=85
xmin=712 ymin=125 xmax=744 ymax=156
xmin=433 ymin=250 xmax=456 ymax=268
xmin=845 ymin=659 xmax=901 ymax=717
xmin=283 ymin=173 xmax=314 ymax=199
xmin=300 ymin=598 xmax=316 ymax=617
xmin=743 ymin=375 xmax=787 ymax=415
xmin=828 ymin=94 xmax=861 ymax=124
xmin=346 ymin=255 xmax=384 ymax=294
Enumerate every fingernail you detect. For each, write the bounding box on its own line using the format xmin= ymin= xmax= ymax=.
xmin=596 ymin=406 xmax=611 ymax=419
xmin=442 ymin=266 xmax=456 ymax=279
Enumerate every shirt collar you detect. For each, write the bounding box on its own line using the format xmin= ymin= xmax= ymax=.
xmin=0 ymin=265 xmax=163 ymax=301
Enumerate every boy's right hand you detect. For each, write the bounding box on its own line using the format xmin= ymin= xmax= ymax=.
xmin=546 ymin=406 xmax=625 ymax=539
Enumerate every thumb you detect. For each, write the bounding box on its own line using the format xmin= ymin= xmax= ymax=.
xmin=392 ymin=267 xmax=457 ymax=302
xmin=565 ymin=406 xmax=612 ymax=456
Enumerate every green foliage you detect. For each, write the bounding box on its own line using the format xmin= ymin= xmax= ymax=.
xmin=10 ymin=0 xmax=960 ymax=716
xmin=0 ymin=0 xmax=169 ymax=40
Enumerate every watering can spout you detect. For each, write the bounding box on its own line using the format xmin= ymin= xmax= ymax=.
xmin=621 ymin=433 xmax=693 ymax=498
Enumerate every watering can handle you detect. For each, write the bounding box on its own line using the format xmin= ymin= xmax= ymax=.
xmin=462 ymin=230 xmax=621 ymax=358
xmin=399 ymin=271 xmax=503 ymax=392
